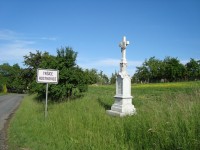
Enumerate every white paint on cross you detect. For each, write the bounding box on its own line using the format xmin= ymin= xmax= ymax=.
xmin=119 ymin=36 xmax=129 ymax=73
xmin=119 ymin=36 xmax=129 ymax=63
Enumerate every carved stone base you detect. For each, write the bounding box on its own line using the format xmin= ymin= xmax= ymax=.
xmin=107 ymin=96 xmax=136 ymax=117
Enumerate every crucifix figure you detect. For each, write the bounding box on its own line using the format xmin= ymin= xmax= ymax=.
xmin=119 ymin=36 xmax=129 ymax=73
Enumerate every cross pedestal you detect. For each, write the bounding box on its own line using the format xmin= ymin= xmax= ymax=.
xmin=107 ymin=36 xmax=136 ymax=117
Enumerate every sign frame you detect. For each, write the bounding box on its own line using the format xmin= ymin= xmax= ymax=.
xmin=37 ymin=68 xmax=59 ymax=84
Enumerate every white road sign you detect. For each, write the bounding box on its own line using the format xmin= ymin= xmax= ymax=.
xmin=37 ymin=69 xmax=59 ymax=84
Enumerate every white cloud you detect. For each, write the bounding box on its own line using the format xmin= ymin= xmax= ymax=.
xmin=0 ymin=29 xmax=57 ymax=65
xmin=0 ymin=40 xmax=35 ymax=65
xmin=128 ymin=60 xmax=143 ymax=67
xmin=95 ymin=58 xmax=119 ymax=67
xmin=78 ymin=58 xmax=142 ymax=68
xmin=77 ymin=58 xmax=143 ymax=76
xmin=0 ymin=30 xmax=36 ymax=65
xmin=180 ymin=60 xmax=189 ymax=65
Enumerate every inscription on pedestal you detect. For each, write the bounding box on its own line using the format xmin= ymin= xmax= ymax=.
xmin=117 ymin=78 xmax=122 ymax=95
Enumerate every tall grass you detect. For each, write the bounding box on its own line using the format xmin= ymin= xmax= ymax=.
xmin=8 ymin=82 xmax=200 ymax=150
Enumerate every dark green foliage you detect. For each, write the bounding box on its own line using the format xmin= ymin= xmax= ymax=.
xmin=57 ymin=47 xmax=77 ymax=68
xmin=0 ymin=63 xmax=11 ymax=86
xmin=23 ymin=47 xmax=88 ymax=101
xmin=163 ymin=57 xmax=186 ymax=82
xmin=134 ymin=63 xmax=150 ymax=83
xmin=133 ymin=56 xmax=200 ymax=83
xmin=98 ymin=70 xmax=109 ymax=85
xmin=0 ymin=84 xmax=2 ymax=92
xmin=84 ymin=69 xmax=109 ymax=85
xmin=84 ymin=69 xmax=99 ymax=84
xmin=23 ymin=51 xmax=54 ymax=85
xmin=110 ymin=71 xmax=117 ymax=84
xmin=48 ymin=66 xmax=88 ymax=100
xmin=186 ymin=58 xmax=200 ymax=80
xmin=145 ymin=57 xmax=164 ymax=82
xmin=0 ymin=63 xmax=26 ymax=93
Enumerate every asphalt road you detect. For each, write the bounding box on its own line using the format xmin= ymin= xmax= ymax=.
xmin=0 ymin=94 xmax=24 ymax=131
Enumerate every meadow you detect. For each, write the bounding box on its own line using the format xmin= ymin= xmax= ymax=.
xmin=8 ymin=82 xmax=200 ymax=150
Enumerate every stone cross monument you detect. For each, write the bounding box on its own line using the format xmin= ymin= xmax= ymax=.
xmin=107 ymin=36 xmax=136 ymax=117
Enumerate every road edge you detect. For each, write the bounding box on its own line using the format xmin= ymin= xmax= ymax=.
xmin=0 ymin=95 xmax=24 ymax=150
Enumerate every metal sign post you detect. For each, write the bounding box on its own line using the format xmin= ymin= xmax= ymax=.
xmin=45 ymin=83 xmax=48 ymax=118
xmin=36 ymin=69 xmax=59 ymax=118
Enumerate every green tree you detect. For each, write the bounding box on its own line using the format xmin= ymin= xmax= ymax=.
xmin=102 ymin=74 xmax=109 ymax=85
xmin=97 ymin=70 xmax=109 ymax=85
xmin=0 ymin=63 xmax=26 ymax=93
xmin=23 ymin=51 xmax=54 ymax=94
xmin=110 ymin=71 xmax=117 ymax=84
xmin=134 ymin=63 xmax=150 ymax=83
xmin=10 ymin=64 xmax=26 ymax=93
xmin=84 ymin=69 xmax=99 ymax=84
xmin=23 ymin=47 xmax=88 ymax=101
xmin=163 ymin=57 xmax=186 ymax=82
xmin=144 ymin=57 xmax=164 ymax=82
xmin=0 ymin=63 xmax=10 ymax=84
xmin=186 ymin=58 xmax=200 ymax=80
xmin=133 ymin=56 xmax=188 ymax=83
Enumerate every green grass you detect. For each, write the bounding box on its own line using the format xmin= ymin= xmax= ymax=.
xmin=8 ymin=81 xmax=200 ymax=150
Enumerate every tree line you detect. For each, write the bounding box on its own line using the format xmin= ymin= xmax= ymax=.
xmin=132 ymin=56 xmax=200 ymax=83
xmin=0 ymin=47 xmax=109 ymax=101
xmin=1 ymin=47 xmax=199 ymax=101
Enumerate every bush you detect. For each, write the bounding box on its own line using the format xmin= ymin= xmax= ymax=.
xmin=24 ymin=47 xmax=88 ymax=101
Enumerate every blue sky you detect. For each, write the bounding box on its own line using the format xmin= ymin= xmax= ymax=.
xmin=0 ymin=0 xmax=200 ymax=77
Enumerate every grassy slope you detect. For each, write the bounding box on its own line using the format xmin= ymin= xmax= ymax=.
xmin=8 ymin=82 xmax=200 ymax=150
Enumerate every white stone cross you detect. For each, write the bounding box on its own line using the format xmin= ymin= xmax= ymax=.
xmin=119 ymin=36 xmax=129 ymax=63
xmin=107 ymin=35 xmax=136 ymax=117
